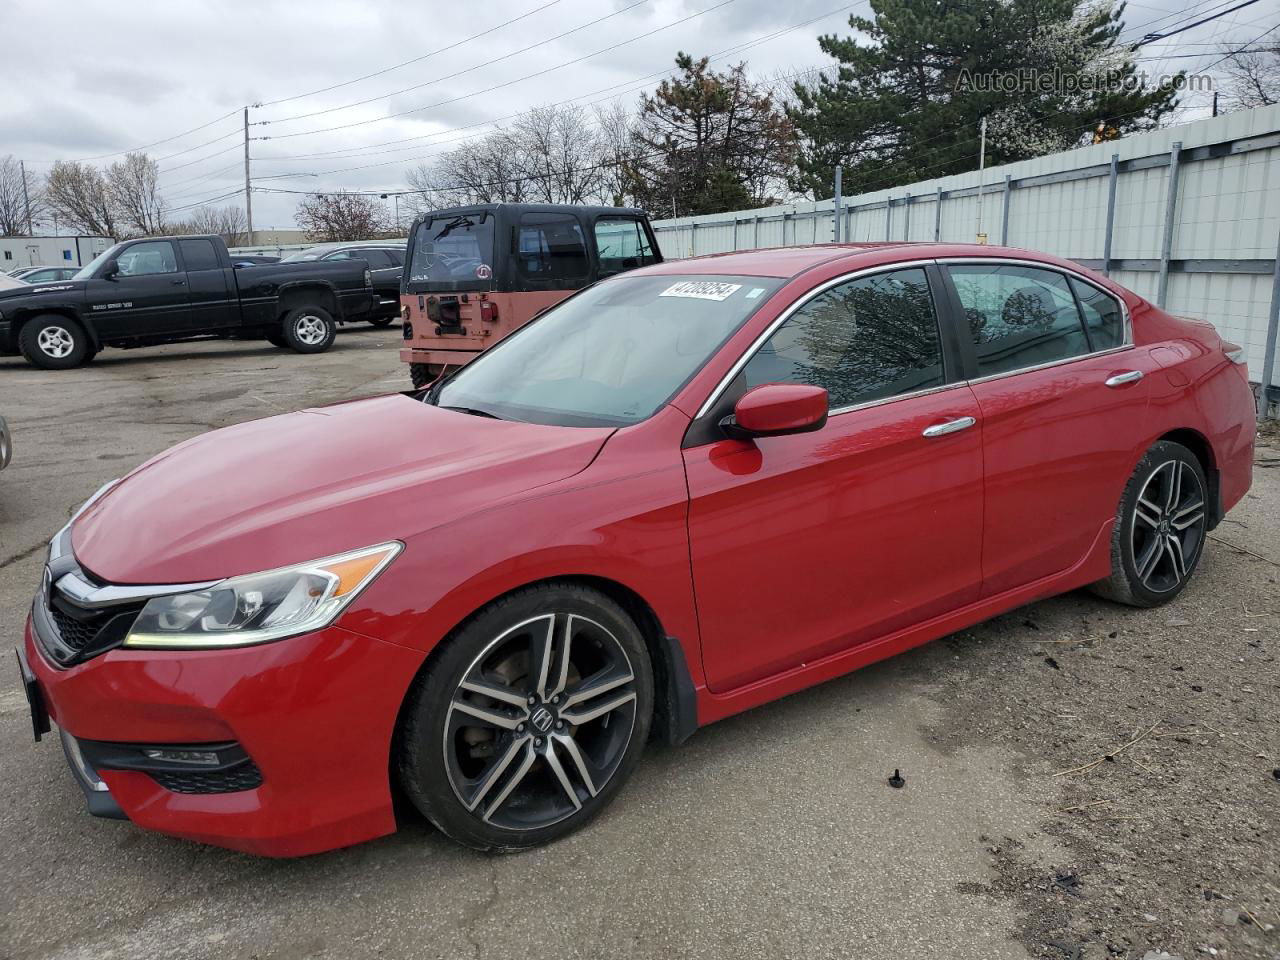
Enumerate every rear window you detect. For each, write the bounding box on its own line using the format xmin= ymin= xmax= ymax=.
xmin=514 ymin=212 xmax=589 ymax=288
xmin=407 ymin=213 xmax=495 ymax=292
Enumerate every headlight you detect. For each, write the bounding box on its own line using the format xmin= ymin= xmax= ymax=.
xmin=123 ymin=542 xmax=401 ymax=649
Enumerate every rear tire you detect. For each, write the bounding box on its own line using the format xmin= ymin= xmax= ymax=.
xmin=397 ymin=583 xmax=653 ymax=852
xmin=281 ymin=306 xmax=336 ymax=354
xmin=266 ymin=331 xmax=287 ymax=348
xmin=369 ymin=317 xmax=396 ymax=328
xmin=409 ymin=362 xmax=441 ymax=390
xmin=1090 ymin=441 xmax=1209 ymax=607
xmin=18 ymin=315 xmax=89 ymax=370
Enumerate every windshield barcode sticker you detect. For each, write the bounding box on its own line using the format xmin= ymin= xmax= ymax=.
xmin=659 ymin=281 xmax=742 ymax=302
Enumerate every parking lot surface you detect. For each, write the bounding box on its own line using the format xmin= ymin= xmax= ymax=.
xmin=1 ymin=331 xmax=1276 ymax=960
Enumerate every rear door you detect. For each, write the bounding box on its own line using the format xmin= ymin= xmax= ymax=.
xmin=683 ymin=265 xmax=985 ymax=692
xmin=940 ymin=260 xmax=1154 ymax=596
xmin=91 ymin=240 xmax=190 ymax=338
xmin=177 ymin=238 xmax=237 ymax=331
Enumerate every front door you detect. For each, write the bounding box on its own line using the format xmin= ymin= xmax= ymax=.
xmin=90 ymin=240 xmax=190 ymax=338
xmin=683 ymin=266 xmax=985 ymax=692
xmin=941 ymin=261 xmax=1155 ymax=595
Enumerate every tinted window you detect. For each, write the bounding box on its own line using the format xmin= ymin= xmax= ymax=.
xmin=178 ymin=239 xmax=221 ymax=271
xmin=408 ymin=213 xmax=495 ymax=292
xmin=743 ymin=268 xmax=945 ymax=409
xmin=515 ymin=213 xmax=589 ymax=286
xmin=115 ymin=241 xmax=178 ymax=277
xmin=1071 ymin=277 xmax=1124 ymax=350
xmin=322 ymin=249 xmax=355 ymax=261
xmin=949 ymin=264 xmax=1090 ymax=377
xmin=594 ymin=217 xmax=657 ymax=276
xmin=385 ymin=249 xmax=404 ymax=267
xmin=361 ymin=249 xmax=396 ymax=268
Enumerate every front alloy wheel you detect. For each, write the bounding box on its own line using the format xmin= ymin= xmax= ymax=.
xmin=399 ymin=584 xmax=652 ymax=850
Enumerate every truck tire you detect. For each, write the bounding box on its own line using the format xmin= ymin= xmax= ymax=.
xmin=266 ymin=331 xmax=287 ymax=348
xmin=369 ymin=317 xmax=396 ymax=328
xmin=18 ymin=315 xmax=90 ymax=370
xmin=281 ymin=306 xmax=336 ymax=354
xmin=410 ymin=362 xmax=443 ymax=390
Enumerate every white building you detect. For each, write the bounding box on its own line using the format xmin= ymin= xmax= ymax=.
xmin=1 ymin=235 xmax=113 ymax=271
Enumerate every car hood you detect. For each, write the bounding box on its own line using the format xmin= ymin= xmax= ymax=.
xmin=0 ymin=279 xmax=83 ymax=299
xmin=72 ymin=394 xmax=614 ymax=584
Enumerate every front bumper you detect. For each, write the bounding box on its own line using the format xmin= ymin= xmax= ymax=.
xmin=23 ymin=615 xmax=425 ymax=857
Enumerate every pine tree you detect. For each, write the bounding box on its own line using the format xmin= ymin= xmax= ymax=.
xmin=628 ymin=54 xmax=795 ymax=216
xmin=790 ymin=0 xmax=1179 ymax=198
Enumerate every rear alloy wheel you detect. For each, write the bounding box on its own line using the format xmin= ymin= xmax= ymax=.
xmin=18 ymin=315 xmax=89 ymax=370
xmin=398 ymin=584 xmax=652 ymax=850
xmin=281 ymin=305 xmax=336 ymax=354
xmin=1092 ymin=441 xmax=1209 ymax=607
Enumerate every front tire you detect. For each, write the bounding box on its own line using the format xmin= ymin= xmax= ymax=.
xmin=1091 ymin=441 xmax=1209 ymax=607
xmin=18 ymin=315 xmax=90 ymax=370
xmin=369 ymin=317 xmax=396 ymax=328
xmin=409 ymin=362 xmax=442 ymax=390
xmin=397 ymin=583 xmax=653 ymax=851
xmin=281 ymin=305 xmax=336 ymax=354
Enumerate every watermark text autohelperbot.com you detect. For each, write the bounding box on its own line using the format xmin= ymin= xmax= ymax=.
xmin=955 ymin=68 xmax=1212 ymax=95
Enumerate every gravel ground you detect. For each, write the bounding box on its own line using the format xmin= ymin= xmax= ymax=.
xmin=0 ymin=331 xmax=1276 ymax=960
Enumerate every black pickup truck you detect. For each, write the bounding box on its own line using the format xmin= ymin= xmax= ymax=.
xmin=0 ymin=235 xmax=379 ymax=369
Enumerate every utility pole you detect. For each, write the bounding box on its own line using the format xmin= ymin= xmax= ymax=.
xmin=975 ymin=117 xmax=988 ymax=244
xmin=243 ymin=106 xmax=254 ymax=246
xmin=20 ymin=160 xmax=33 ymax=235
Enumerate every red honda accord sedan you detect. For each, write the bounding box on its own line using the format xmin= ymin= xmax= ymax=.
xmin=18 ymin=243 xmax=1255 ymax=856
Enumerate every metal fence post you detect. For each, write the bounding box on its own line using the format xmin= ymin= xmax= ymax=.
xmin=1102 ymin=153 xmax=1119 ymax=276
xmin=934 ymin=187 xmax=943 ymax=241
xmin=833 ymin=165 xmax=843 ymax=242
xmin=886 ymin=198 xmax=893 ymax=241
xmin=903 ymin=195 xmax=912 ymax=241
xmin=1000 ymin=175 xmax=1012 ymax=245
xmin=1157 ymin=141 xmax=1182 ymax=308
xmin=731 ymin=217 xmax=739 ymax=252
xmin=753 ymin=214 xmax=760 ymax=249
xmin=1260 ymin=223 xmax=1280 ymax=419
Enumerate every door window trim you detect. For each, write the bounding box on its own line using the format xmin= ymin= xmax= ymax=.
xmin=934 ymin=256 xmax=1133 ymax=386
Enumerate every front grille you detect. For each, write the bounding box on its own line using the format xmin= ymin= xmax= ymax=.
xmin=48 ymin=606 xmax=99 ymax=653
xmin=150 ymin=761 xmax=264 ymax=794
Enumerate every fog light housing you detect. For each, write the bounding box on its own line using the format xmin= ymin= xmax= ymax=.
xmin=143 ymin=748 xmax=221 ymax=766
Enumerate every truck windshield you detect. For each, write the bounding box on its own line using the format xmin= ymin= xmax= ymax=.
xmin=73 ymin=244 xmax=123 ymax=280
xmin=406 ymin=213 xmax=495 ymax=292
xmin=433 ymin=274 xmax=782 ymax=427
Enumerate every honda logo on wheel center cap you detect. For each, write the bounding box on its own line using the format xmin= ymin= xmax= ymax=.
xmin=530 ymin=706 xmax=555 ymax=733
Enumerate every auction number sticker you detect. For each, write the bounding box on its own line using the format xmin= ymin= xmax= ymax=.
xmin=658 ymin=281 xmax=742 ymax=301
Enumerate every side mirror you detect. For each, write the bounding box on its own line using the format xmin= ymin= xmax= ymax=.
xmin=721 ymin=383 xmax=829 ymax=440
xmin=100 ymin=263 xmax=118 ymax=280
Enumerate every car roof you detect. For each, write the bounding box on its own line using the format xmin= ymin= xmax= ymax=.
xmin=625 ymin=242 xmax=1097 ymax=280
xmin=413 ymin=203 xmax=649 ymax=221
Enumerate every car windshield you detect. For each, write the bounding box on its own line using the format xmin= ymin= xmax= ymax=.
xmin=433 ymin=274 xmax=782 ymax=427
xmin=73 ymin=244 xmax=122 ymax=280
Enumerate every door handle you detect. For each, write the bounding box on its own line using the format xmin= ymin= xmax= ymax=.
xmin=171 ymin=278 xmax=187 ymax=286
xmin=1104 ymin=370 xmax=1143 ymax=387
xmin=922 ymin=416 xmax=976 ymax=438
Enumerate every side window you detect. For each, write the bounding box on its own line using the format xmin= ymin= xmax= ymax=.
xmin=384 ymin=249 xmax=405 ymax=267
xmin=178 ymin=238 xmax=220 ymax=272
xmin=948 ymin=264 xmax=1090 ymax=377
xmin=515 ymin=213 xmax=589 ymax=286
xmin=364 ymin=250 xmax=395 ymax=268
xmin=1071 ymin=278 xmax=1125 ymax=350
xmin=115 ymin=241 xmax=178 ymax=277
xmin=594 ymin=217 xmax=657 ymax=276
xmin=742 ymin=268 xmax=945 ymax=410
xmin=323 ymin=249 xmax=354 ymax=261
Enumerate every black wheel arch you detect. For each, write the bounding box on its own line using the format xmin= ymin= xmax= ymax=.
xmin=12 ymin=308 xmax=101 ymax=352
xmin=276 ymin=282 xmax=341 ymax=322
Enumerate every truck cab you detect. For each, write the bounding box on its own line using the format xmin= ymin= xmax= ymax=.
xmin=399 ymin=203 xmax=662 ymax=388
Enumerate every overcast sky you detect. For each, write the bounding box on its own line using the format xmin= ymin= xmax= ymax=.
xmin=2 ymin=0 xmax=1276 ymax=233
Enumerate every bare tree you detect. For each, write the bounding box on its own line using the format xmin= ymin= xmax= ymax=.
xmin=594 ymin=101 xmax=645 ymax=207
xmin=0 ymin=155 xmax=43 ymax=236
xmin=45 ymin=160 xmax=118 ymax=238
xmin=295 ymin=191 xmax=387 ymax=242
xmin=108 ymin=152 xmax=165 ymax=236
xmin=1218 ymin=44 xmax=1280 ymax=110
xmin=170 ymin=205 xmax=249 ymax=246
xmin=512 ymin=104 xmax=605 ymax=204
xmin=406 ymin=129 xmax=534 ymax=211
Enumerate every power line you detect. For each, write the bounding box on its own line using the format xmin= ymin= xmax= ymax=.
xmin=257 ymin=0 xmax=652 ymax=126
xmin=1128 ymin=0 xmax=1260 ymax=48
xmin=257 ymin=0 xmax=741 ymax=141
xmin=33 ymin=108 xmax=243 ymax=165
xmin=257 ymin=0 xmax=564 ymax=108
